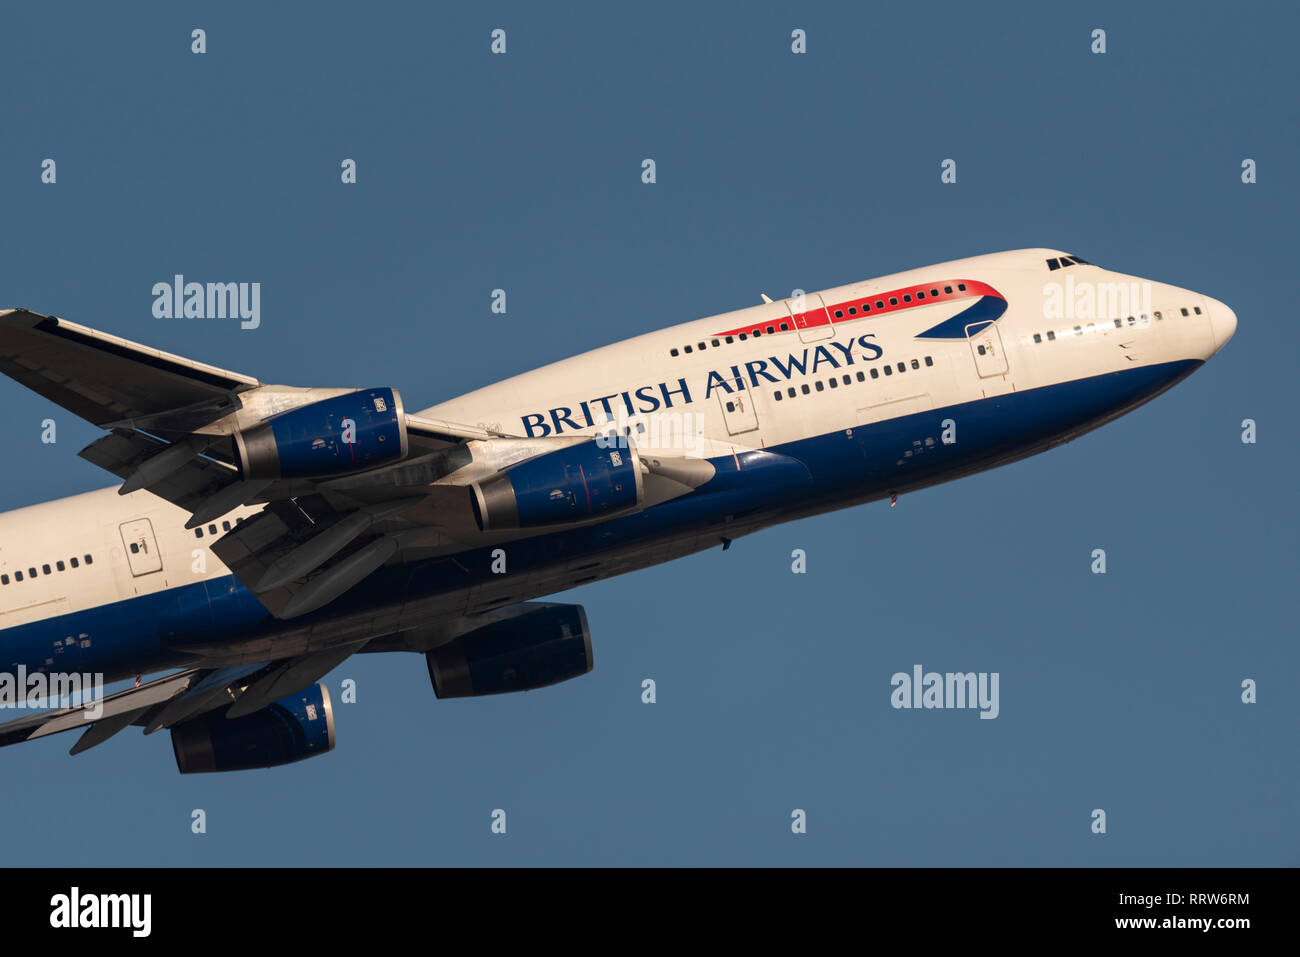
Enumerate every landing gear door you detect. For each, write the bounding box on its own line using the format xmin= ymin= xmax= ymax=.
xmin=966 ymin=321 xmax=1009 ymax=377
xmin=787 ymin=293 xmax=835 ymax=343
xmin=119 ymin=518 xmax=163 ymax=576
xmin=716 ymin=378 xmax=759 ymax=435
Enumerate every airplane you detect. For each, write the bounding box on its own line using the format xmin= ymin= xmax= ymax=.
xmin=0 ymin=248 xmax=1236 ymax=772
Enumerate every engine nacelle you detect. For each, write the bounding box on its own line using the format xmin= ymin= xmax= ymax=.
xmin=235 ymin=387 xmax=408 ymax=479
xmin=470 ymin=440 xmax=643 ymax=531
xmin=427 ymin=603 xmax=593 ymax=698
xmin=170 ymin=683 xmax=336 ymax=773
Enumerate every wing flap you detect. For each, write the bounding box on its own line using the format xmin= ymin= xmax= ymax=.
xmin=0 ymin=646 xmax=361 ymax=755
xmin=0 ymin=669 xmax=198 ymax=748
xmin=79 ymin=428 xmax=243 ymax=512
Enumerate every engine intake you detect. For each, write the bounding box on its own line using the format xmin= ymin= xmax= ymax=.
xmin=170 ymin=683 xmax=336 ymax=773
xmin=470 ymin=440 xmax=643 ymax=531
xmin=235 ymin=388 xmax=408 ymax=479
xmin=427 ymin=603 xmax=593 ymax=698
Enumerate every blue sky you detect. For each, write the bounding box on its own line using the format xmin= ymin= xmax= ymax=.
xmin=0 ymin=1 xmax=1294 ymax=865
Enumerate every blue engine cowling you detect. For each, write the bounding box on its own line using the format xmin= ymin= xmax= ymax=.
xmin=236 ymin=388 xmax=408 ymax=479
xmin=470 ymin=440 xmax=643 ymax=530
xmin=426 ymin=603 xmax=593 ymax=697
xmin=170 ymin=682 xmax=336 ymax=773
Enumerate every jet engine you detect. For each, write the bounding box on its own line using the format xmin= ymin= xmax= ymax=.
xmin=170 ymin=683 xmax=336 ymax=773
xmin=234 ymin=387 xmax=408 ymax=479
xmin=470 ymin=440 xmax=643 ymax=530
xmin=426 ymin=603 xmax=593 ymax=697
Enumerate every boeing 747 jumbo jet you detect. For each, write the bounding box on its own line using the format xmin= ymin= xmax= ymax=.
xmin=0 ymin=248 xmax=1235 ymax=772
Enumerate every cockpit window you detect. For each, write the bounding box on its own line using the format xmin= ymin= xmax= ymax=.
xmin=1046 ymin=255 xmax=1093 ymax=270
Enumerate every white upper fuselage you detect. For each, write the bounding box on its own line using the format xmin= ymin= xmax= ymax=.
xmin=429 ymin=247 xmax=1233 ymax=451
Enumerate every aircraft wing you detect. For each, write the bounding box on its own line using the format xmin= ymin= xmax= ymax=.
xmin=0 ymin=308 xmax=260 ymax=434
xmin=0 ymin=308 xmax=500 ymax=444
xmin=0 ymin=642 xmax=365 ymax=757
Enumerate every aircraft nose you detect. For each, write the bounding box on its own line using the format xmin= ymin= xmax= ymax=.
xmin=1205 ymin=296 xmax=1238 ymax=349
